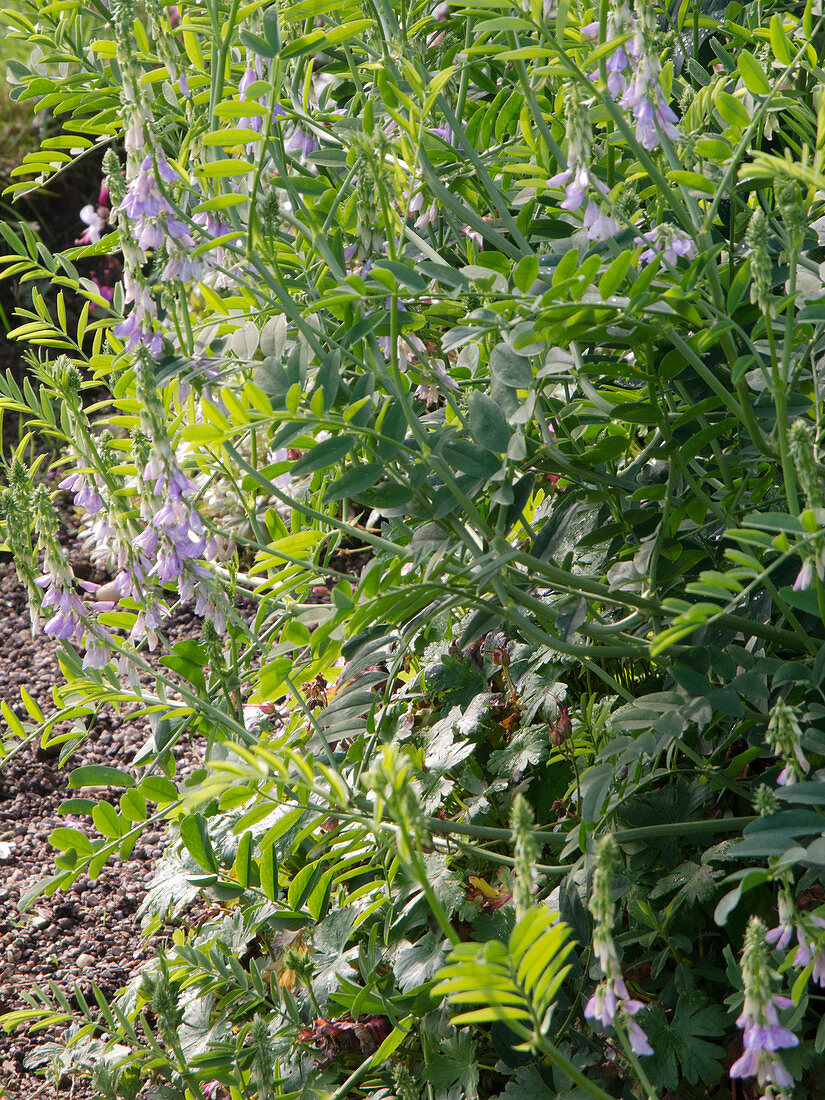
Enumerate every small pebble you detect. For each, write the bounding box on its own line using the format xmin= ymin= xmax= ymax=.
xmin=75 ymin=953 xmax=96 ymax=969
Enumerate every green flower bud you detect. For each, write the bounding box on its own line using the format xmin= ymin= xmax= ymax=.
xmin=776 ymin=178 xmax=807 ymax=257
xmin=250 ymin=1014 xmax=275 ymax=1100
xmin=755 ymin=784 xmax=779 ymax=817
xmin=511 ymin=792 xmax=538 ymax=918
xmin=789 ymin=420 xmax=823 ymax=511
xmin=746 ymin=208 xmax=774 ymax=316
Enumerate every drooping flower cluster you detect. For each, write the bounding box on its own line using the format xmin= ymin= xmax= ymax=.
xmin=548 ymin=85 xmax=618 ymax=242
xmin=33 ymin=486 xmax=115 ymax=668
xmin=731 ymin=917 xmax=797 ymax=1099
xmin=767 ymin=890 xmax=825 ymax=987
xmin=583 ymin=1 xmax=637 ymax=98
xmin=638 ymin=223 xmax=697 ymax=266
xmin=586 ymin=0 xmax=679 ymax=151
xmin=766 ymin=699 xmax=810 ymax=786
xmin=117 ymin=153 xmax=197 ymax=279
xmin=584 ymin=835 xmax=653 ymax=1056
xmin=127 ymin=351 xmax=227 ymax=640
xmin=619 ymin=2 xmax=679 ymax=150
xmin=788 ymin=420 xmax=825 ymax=591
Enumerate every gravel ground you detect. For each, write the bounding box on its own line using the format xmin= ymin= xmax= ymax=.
xmin=0 ymin=555 xmax=202 ymax=1099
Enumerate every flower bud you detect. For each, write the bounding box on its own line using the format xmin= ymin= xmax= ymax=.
xmin=746 ymin=207 xmax=774 ymax=316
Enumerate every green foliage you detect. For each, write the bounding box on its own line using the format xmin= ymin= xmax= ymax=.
xmin=2 ymin=0 xmax=825 ymax=1096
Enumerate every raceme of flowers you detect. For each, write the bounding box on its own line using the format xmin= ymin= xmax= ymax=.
xmin=731 ymin=917 xmax=798 ymax=1099
xmin=584 ymin=836 xmax=653 ymax=1056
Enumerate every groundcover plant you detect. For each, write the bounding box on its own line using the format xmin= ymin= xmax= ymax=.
xmin=1 ymin=0 xmax=825 ymax=1096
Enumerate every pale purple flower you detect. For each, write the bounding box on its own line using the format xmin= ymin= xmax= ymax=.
xmin=586 ymin=4 xmax=638 ymax=98
xmin=42 ymin=594 xmax=86 ymax=642
xmin=583 ymin=202 xmax=619 ymax=241
xmin=430 ymin=123 xmax=452 ymax=143
xmin=130 ymin=602 xmax=166 ymax=651
xmin=788 ymin=915 xmax=825 ymax=984
xmin=124 ymin=113 xmax=145 ymax=154
xmin=194 ymin=211 xmax=231 ymax=240
xmin=585 ymin=836 xmax=653 ymax=1057
xmin=113 ymin=289 xmax=162 ymax=356
xmin=462 ymin=225 xmax=483 ymax=247
xmin=614 ymin=5 xmax=680 ymax=151
xmin=37 ymin=567 xmax=113 ymax=667
xmin=767 ymin=700 xmax=809 ymax=787
xmin=239 ymin=62 xmax=265 ymax=133
xmin=59 ymin=471 xmax=104 ymax=516
xmin=285 ymin=125 xmax=319 ymax=158
xmin=415 ymin=359 xmax=460 ymax=406
xmin=414 ymin=200 xmax=438 ymax=232
xmin=549 ymin=166 xmax=613 ymax=236
xmin=605 ymin=46 xmax=632 ymax=97
xmin=732 ymin=919 xmax=797 ymax=1096
xmin=238 ymin=66 xmax=259 ymax=99
xmin=549 ymin=167 xmax=590 ymax=212
xmin=585 ymin=979 xmax=652 ymax=1053
xmin=639 ymin=225 xmax=696 ymax=266
xmin=793 ymin=558 xmax=818 ymax=590
xmin=120 ymin=155 xmax=176 ymax=220
xmin=766 ymin=921 xmax=794 ymax=952
xmin=83 ymin=632 xmax=113 ymax=670
xmin=626 ymin=1015 xmax=654 ymax=1056
xmin=78 ymin=204 xmax=105 ymax=245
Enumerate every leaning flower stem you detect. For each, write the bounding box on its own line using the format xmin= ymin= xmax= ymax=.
xmin=613 ymin=1020 xmax=660 ymax=1100
xmin=778 ymin=258 xmax=800 ymax=514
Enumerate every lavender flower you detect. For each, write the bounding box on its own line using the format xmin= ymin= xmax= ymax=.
xmin=618 ymin=1 xmax=680 ymax=150
xmin=583 ymin=201 xmax=619 ymax=241
xmin=131 ymin=352 xmax=226 ymax=632
xmin=415 ymin=359 xmax=460 ymax=407
xmin=638 ymin=224 xmax=696 ymax=265
xmin=59 ymin=470 xmax=104 ymax=517
xmin=33 ymin=487 xmax=115 ymax=666
xmin=239 ymin=61 xmax=265 ymax=133
xmin=113 ymin=286 xmax=162 ymax=356
xmin=552 ymin=166 xmax=590 ymax=212
xmin=731 ymin=917 xmax=797 ymax=1097
xmin=547 ymin=86 xmax=617 ymax=242
xmin=285 ymin=124 xmax=319 ymax=159
xmin=766 ymin=893 xmax=795 ymax=952
xmin=78 ymin=205 xmax=105 ymax=245
xmin=584 ymin=835 xmax=653 ymax=1057
xmin=587 ymin=2 xmax=637 ymax=98
xmin=793 ymin=559 xmax=816 ymax=591
xmin=794 ymin=916 xmax=825 ymax=984
xmin=117 ymin=153 xmax=197 ymax=283
xmin=462 ymin=225 xmax=483 ymax=247
xmin=414 ymin=199 xmax=438 ymax=232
